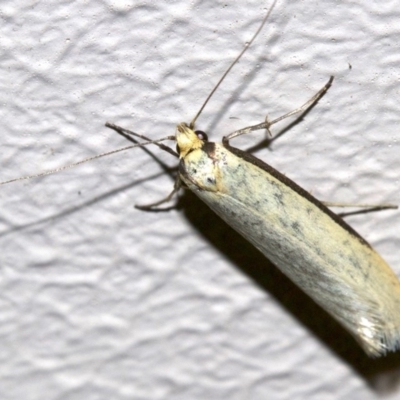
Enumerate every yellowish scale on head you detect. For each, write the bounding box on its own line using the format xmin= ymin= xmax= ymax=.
xmin=176 ymin=123 xmax=204 ymax=158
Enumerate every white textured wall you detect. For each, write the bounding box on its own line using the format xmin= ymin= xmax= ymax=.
xmin=1 ymin=1 xmax=400 ymax=399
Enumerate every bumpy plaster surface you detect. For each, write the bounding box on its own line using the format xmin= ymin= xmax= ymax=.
xmin=1 ymin=1 xmax=400 ymax=399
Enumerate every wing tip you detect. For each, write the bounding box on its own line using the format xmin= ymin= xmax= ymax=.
xmin=358 ymin=328 xmax=400 ymax=358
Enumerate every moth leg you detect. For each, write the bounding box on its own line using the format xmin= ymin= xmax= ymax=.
xmin=105 ymin=122 xmax=178 ymax=158
xmin=135 ymin=176 xmax=183 ymax=210
xmin=323 ymin=201 xmax=397 ymax=209
xmin=224 ymin=76 xmax=334 ymax=143
xmin=322 ymin=201 xmax=397 ymax=217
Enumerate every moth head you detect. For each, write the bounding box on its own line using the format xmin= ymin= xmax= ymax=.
xmin=176 ymin=122 xmax=207 ymax=158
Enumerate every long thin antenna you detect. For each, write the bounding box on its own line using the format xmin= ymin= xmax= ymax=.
xmin=0 ymin=136 xmax=174 ymax=186
xmin=189 ymin=0 xmax=278 ymax=129
xmin=1 ymin=3 xmax=277 ymax=187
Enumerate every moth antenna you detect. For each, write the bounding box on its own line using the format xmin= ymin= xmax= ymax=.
xmin=0 ymin=136 xmax=174 ymax=186
xmin=189 ymin=0 xmax=278 ymax=129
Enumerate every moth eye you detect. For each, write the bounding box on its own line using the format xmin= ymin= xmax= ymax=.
xmin=195 ymin=130 xmax=208 ymax=141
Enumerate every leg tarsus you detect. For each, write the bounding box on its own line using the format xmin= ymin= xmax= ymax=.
xmin=135 ymin=177 xmax=182 ymax=210
xmin=224 ymin=76 xmax=334 ymax=143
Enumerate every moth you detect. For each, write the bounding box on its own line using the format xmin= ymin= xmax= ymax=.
xmin=3 ymin=2 xmax=400 ymax=357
